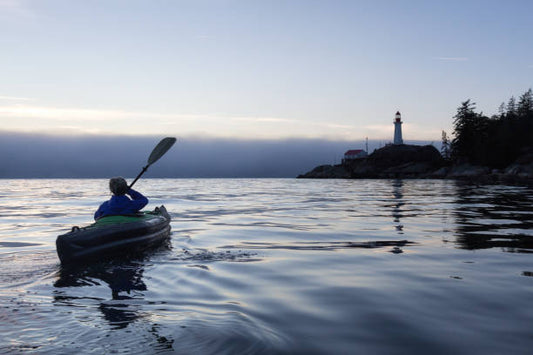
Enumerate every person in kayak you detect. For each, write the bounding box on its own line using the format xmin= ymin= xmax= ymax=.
xmin=94 ymin=177 xmax=148 ymax=220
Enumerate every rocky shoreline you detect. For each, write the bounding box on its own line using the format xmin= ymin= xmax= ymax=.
xmin=297 ymin=144 xmax=533 ymax=185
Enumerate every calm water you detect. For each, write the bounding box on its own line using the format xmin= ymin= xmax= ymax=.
xmin=1 ymin=178 xmax=533 ymax=354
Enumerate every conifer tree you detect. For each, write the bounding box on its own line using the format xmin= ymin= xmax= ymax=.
xmin=498 ymin=102 xmax=506 ymax=118
xmin=451 ymin=100 xmax=489 ymax=164
xmin=517 ymin=88 xmax=533 ymax=118
xmin=506 ymin=96 xmax=517 ymax=117
xmin=451 ymin=90 xmax=533 ymax=168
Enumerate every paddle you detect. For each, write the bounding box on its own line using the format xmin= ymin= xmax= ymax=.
xmin=129 ymin=137 xmax=177 ymax=189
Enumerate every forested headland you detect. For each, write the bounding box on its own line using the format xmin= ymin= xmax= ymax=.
xmin=299 ymin=89 xmax=533 ymax=182
xmin=444 ymin=88 xmax=533 ymax=169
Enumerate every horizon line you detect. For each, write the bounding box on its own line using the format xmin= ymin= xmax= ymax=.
xmin=0 ymin=129 xmax=442 ymax=143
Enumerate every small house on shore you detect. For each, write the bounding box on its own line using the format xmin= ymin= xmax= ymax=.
xmin=342 ymin=149 xmax=367 ymax=164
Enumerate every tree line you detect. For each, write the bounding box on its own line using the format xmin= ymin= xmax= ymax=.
xmin=442 ymin=88 xmax=533 ymax=168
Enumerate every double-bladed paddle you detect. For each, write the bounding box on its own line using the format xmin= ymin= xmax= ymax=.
xmin=129 ymin=137 xmax=177 ymax=189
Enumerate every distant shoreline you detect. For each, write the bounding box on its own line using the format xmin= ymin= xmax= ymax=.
xmin=297 ymin=144 xmax=533 ymax=186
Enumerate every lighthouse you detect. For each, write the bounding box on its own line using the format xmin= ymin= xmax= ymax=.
xmin=393 ymin=111 xmax=403 ymax=145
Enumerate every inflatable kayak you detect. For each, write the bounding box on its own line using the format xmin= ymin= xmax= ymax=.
xmin=56 ymin=205 xmax=171 ymax=265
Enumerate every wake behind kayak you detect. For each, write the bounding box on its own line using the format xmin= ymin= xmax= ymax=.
xmin=56 ymin=205 xmax=171 ymax=265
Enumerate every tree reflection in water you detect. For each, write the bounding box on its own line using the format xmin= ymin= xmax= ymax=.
xmin=453 ymin=182 xmax=533 ymax=252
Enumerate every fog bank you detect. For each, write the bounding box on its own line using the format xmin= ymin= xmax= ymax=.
xmin=0 ymin=132 xmax=435 ymax=178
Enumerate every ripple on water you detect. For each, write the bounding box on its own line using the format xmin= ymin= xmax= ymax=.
xmin=1 ymin=179 xmax=533 ymax=354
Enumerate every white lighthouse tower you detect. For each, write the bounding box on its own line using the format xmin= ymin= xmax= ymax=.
xmin=393 ymin=111 xmax=403 ymax=145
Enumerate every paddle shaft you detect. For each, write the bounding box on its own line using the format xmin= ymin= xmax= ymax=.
xmin=129 ymin=165 xmax=149 ymax=189
xmin=128 ymin=137 xmax=176 ymax=189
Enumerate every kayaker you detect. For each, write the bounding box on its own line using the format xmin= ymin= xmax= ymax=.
xmin=94 ymin=177 xmax=149 ymax=220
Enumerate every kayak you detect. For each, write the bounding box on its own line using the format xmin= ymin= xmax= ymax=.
xmin=56 ymin=205 xmax=171 ymax=265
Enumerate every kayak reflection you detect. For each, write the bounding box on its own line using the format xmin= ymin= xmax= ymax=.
xmin=53 ymin=254 xmax=162 ymax=329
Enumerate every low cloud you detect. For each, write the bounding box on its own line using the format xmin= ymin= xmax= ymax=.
xmin=0 ymin=103 xmax=369 ymax=139
xmin=0 ymin=95 xmax=34 ymax=101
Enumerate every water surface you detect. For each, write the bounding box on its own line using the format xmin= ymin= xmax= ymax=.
xmin=1 ymin=179 xmax=532 ymax=354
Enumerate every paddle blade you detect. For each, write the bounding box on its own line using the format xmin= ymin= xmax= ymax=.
xmin=147 ymin=137 xmax=177 ymax=165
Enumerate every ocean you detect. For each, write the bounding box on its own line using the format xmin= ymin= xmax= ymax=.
xmin=1 ymin=178 xmax=532 ymax=354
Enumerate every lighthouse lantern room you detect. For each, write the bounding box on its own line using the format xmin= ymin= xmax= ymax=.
xmin=393 ymin=111 xmax=403 ymax=145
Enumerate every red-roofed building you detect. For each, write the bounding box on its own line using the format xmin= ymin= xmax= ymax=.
xmin=343 ymin=149 xmax=368 ymax=161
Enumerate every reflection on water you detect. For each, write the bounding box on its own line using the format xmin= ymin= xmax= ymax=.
xmin=1 ymin=179 xmax=533 ymax=354
xmin=52 ymin=254 xmax=179 ymax=350
xmin=221 ymin=240 xmax=414 ymax=251
xmin=391 ymin=179 xmax=406 ymax=239
xmin=54 ymin=259 xmax=148 ymax=329
xmin=391 ymin=179 xmax=405 ymax=225
xmin=454 ymin=182 xmax=533 ymax=252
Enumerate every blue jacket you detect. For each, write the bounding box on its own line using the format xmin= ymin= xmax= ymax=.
xmin=94 ymin=189 xmax=149 ymax=220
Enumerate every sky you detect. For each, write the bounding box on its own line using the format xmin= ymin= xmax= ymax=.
xmin=1 ymin=0 xmax=532 ymax=140
xmin=0 ymin=1 xmax=532 ymax=177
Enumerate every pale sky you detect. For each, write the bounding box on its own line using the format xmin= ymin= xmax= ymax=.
xmin=1 ymin=0 xmax=532 ymax=141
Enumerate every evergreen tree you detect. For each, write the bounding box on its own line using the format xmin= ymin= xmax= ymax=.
xmin=451 ymin=90 xmax=533 ymax=169
xmin=451 ymin=100 xmax=489 ymax=164
xmin=506 ymin=96 xmax=517 ymax=117
xmin=452 ymin=100 xmax=476 ymax=161
xmin=498 ymin=102 xmax=506 ymax=118
xmin=517 ymin=88 xmax=533 ymax=118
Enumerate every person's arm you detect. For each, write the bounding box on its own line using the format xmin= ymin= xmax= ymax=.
xmin=126 ymin=188 xmax=148 ymax=211
xmin=94 ymin=202 xmax=106 ymax=220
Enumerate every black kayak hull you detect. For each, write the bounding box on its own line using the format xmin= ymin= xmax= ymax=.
xmin=56 ymin=205 xmax=171 ymax=265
